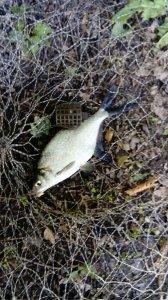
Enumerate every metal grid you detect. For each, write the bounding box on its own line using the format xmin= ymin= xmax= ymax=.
xmin=56 ymin=103 xmax=82 ymax=128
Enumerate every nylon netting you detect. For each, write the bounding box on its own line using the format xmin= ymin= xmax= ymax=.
xmin=1 ymin=1 xmax=168 ymax=299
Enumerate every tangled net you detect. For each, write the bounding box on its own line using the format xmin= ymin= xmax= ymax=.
xmin=1 ymin=1 xmax=168 ymax=299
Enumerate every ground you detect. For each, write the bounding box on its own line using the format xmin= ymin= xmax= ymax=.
xmin=0 ymin=1 xmax=168 ymax=299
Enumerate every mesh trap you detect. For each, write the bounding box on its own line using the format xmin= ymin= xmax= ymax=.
xmin=56 ymin=103 xmax=82 ymax=128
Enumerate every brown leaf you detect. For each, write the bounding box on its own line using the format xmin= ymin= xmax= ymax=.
xmin=129 ymin=137 xmax=140 ymax=150
xmin=105 ymin=128 xmax=114 ymax=143
xmin=154 ymin=66 xmax=168 ymax=81
xmin=44 ymin=227 xmax=55 ymax=245
xmin=153 ymin=187 xmax=168 ymax=199
xmin=136 ymin=65 xmax=151 ymax=77
xmin=155 ymin=239 xmax=168 ymax=290
xmin=130 ymin=222 xmax=140 ymax=232
xmin=79 ymin=91 xmax=91 ymax=102
xmin=117 ymin=155 xmax=129 ymax=167
xmin=158 ymin=174 xmax=168 ymax=187
xmin=151 ymin=90 xmax=168 ymax=121
xmin=81 ymin=14 xmax=89 ymax=33
xmin=125 ymin=176 xmax=158 ymax=196
xmin=117 ymin=142 xmax=130 ymax=151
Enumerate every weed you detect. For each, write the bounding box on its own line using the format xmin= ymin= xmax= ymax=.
xmin=9 ymin=7 xmax=52 ymax=57
xmin=111 ymin=0 xmax=168 ymax=50
xmin=30 ymin=115 xmax=51 ymax=138
xmin=19 ymin=195 xmax=29 ymax=207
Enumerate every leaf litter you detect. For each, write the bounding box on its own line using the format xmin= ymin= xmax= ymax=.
xmin=1 ymin=1 xmax=168 ymax=299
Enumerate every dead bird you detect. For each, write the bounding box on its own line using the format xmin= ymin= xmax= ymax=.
xmin=32 ymin=85 xmax=136 ymax=197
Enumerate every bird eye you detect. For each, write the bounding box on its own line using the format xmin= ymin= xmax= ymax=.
xmin=35 ymin=181 xmax=41 ymax=187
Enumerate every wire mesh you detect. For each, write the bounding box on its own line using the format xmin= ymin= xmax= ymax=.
xmin=0 ymin=0 xmax=168 ymax=299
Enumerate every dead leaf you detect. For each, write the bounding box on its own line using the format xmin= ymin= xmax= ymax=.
xmin=81 ymin=14 xmax=88 ymax=33
xmin=79 ymin=91 xmax=91 ymax=102
xmin=155 ymin=239 xmax=168 ymax=291
xmin=117 ymin=142 xmax=130 ymax=151
xmin=117 ymin=155 xmax=129 ymax=167
xmin=129 ymin=137 xmax=140 ymax=150
xmin=144 ymin=26 xmax=156 ymax=42
xmin=5 ymin=258 xmax=18 ymax=269
xmin=125 ymin=176 xmax=158 ymax=196
xmin=151 ymin=93 xmax=168 ymax=121
xmin=105 ymin=128 xmax=114 ymax=143
xmin=153 ymin=187 xmax=168 ymax=199
xmin=158 ymin=174 xmax=168 ymax=187
xmin=136 ymin=66 xmax=151 ymax=77
xmin=44 ymin=227 xmax=55 ymax=245
xmin=154 ymin=66 xmax=168 ymax=81
xmin=136 ymin=61 xmax=155 ymax=77
xmin=136 ymin=58 xmax=168 ymax=83
xmin=150 ymin=84 xmax=168 ymax=121
xmin=130 ymin=222 xmax=140 ymax=232
xmin=67 ymin=49 xmax=77 ymax=59
xmin=150 ymin=85 xmax=158 ymax=96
